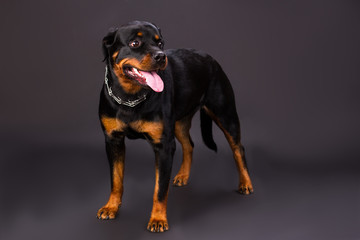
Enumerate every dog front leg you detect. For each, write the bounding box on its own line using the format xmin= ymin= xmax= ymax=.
xmin=147 ymin=141 xmax=175 ymax=232
xmin=97 ymin=136 xmax=125 ymax=220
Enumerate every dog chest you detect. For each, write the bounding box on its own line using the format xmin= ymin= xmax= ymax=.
xmin=101 ymin=116 xmax=164 ymax=143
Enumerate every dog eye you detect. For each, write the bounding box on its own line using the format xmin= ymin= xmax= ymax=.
xmin=129 ymin=40 xmax=141 ymax=48
xmin=158 ymin=41 xmax=164 ymax=49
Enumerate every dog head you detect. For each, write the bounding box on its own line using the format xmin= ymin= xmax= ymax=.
xmin=102 ymin=21 xmax=167 ymax=94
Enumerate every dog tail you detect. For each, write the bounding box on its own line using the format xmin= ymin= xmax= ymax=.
xmin=200 ymin=108 xmax=217 ymax=152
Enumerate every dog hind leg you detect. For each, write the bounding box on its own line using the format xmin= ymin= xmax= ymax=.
xmin=173 ymin=115 xmax=194 ymax=186
xmin=202 ymin=63 xmax=253 ymax=194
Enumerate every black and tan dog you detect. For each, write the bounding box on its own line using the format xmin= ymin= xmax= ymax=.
xmin=97 ymin=21 xmax=253 ymax=232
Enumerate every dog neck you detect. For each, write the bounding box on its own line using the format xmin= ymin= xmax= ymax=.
xmin=104 ymin=66 xmax=148 ymax=107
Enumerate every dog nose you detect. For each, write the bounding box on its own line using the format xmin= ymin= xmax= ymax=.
xmin=153 ymin=51 xmax=166 ymax=63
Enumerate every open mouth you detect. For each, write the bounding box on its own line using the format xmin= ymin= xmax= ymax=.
xmin=124 ymin=66 xmax=147 ymax=84
xmin=123 ymin=66 xmax=164 ymax=92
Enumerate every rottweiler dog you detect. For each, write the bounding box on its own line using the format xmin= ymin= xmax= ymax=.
xmin=97 ymin=21 xmax=253 ymax=232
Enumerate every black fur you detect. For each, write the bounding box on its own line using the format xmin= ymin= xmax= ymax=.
xmin=98 ymin=21 xmax=250 ymax=231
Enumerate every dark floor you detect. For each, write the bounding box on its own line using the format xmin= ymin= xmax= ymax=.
xmin=1 ymin=133 xmax=359 ymax=240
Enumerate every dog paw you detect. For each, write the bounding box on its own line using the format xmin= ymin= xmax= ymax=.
xmin=238 ymin=184 xmax=254 ymax=195
xmin=97 ymin=206 xmax=119 ymax=220
xmin=173 ymin=174 xmax=189 ymax=187
xmin=147 ymin=218 xmax=169 ymax=233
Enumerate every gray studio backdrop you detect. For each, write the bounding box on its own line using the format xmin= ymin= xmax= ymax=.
xmin=0 ymin=1 xmax=359 ymax=240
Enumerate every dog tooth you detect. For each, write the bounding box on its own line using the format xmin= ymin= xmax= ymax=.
xmin=133 ymin=67 xmax=144 ymax=78
xmin=133 ymin=68 xmax=140 ymax=75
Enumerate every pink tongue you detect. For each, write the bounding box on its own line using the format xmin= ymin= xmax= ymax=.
xmin=139 ymin=70 xmax=164 ymax=92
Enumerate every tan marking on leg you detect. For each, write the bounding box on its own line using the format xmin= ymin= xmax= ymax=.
xmin=97 ymin=158 xmax=125 ymax=219
xmin=147 ymin=167 xmax=169 ymax=232
xmin=130 ymin=120 xmax=164 ymax=144
xmin=203 ymin=107 xmax=253 ymax=194
xmin=173 ymin=120 xmax=193 ymax=186
xmin=228 ymin=141 xmax=253 ymax=194
xmin=101 ymin=116 xmax=126 ymax=136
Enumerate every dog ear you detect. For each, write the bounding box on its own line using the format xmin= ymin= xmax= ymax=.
xmin=102 ymin=27 xmax=118 ymax=62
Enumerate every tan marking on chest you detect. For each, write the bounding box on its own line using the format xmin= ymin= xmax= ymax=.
xmin=101 ymin=116 xmax=127 ymax=136
xmin=130 ymin=120 xmax=164 ymax=143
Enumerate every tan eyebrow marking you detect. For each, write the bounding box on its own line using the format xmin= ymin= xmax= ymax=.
xmin=154 ymin=34 xmax=159 ymax=40
xmin=137 ymin=32 xmax=143 ymax=37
